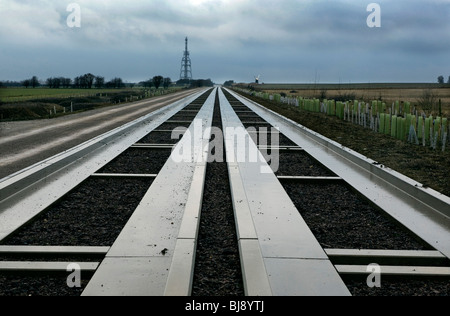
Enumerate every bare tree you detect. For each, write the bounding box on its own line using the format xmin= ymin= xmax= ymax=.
xmin=153 ymin=76 xmax=164 ymax=89
xmin=79 ymin=76 xmax=87 ymax=88
xmin=73 ymin=74 xmax=96 ymax=89
xmin=115 ymin=78 xmax=124 ymax=89
xmin=143 ymin=79 xmax=153 ymax=89
xmin=47 ymin=77 xmax=69 ymax=89
xmin=31 ymin=76 xmax=39 ymax=88
xmin=85 ymin=73 xmax=95 ymax=89
xmin=106 ymin=78 xmax=124 ymax=89
xmin=56 ymin=78 xmax=62 ymax=89
xmin=22 ymin=79 xmax=31 ymax=88
xmin=54 ymin=78 xmax=61 ymax=89
xmin=46 ymin=78 xmax=53 ymax=88
xmin=74 ymin=76 xmax=81 ymax=88
xmin=62 ymin=78 xmax=72 ymax=88
xmin=95 ymin=76 xmax=105 ymax=89
xmin=163 ymin=77 xmax=172 ymax=89
xmin=417 ymin=89 xmax=438 ymax=113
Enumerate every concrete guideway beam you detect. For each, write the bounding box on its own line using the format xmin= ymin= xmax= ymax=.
xmin=219 ymin=88 xmax=351 ymax=296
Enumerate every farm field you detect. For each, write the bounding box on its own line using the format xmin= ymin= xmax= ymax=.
xmin=234 ymin=89 xmax=450 ymax=197
xmin=243 ymin=83 xmax=450 ymax=116
xmin=0 ymin=87 xmax=182 ymax=121
xmin=0 ymin=88 xmax=122 ymax=103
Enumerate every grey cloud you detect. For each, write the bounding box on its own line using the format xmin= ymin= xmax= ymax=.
xmin=0 ymin=0 xmax=449 ymax=83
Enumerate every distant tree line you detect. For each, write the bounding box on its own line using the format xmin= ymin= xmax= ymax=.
xmin=175 ymin=78 xmax=214 ymax=88
xmin=223 ymin=80 xmax=235 ymax=87
xmin=189 ymin=79 xmax=214 ymax=88
xmin=69 ymin=74 xmax=125 ymax=89
xmin=22 ymin=76 xmax=40 ymax=89
xmin=104 ymin=77 xmax=124 ymax=89
xmin=437 ymin=75 xmax=450 ymax=84
xmin=19 ymin=74 xmax=173 ymax=89
xmin=140 ymin=76 xmax=172 ymax=89
xmin=46 ymin=77 xmax=72 ymax=89
xmin=0 ymin=74 xmax=128 ymax=89
xmin=2 ymin=74 xmax=210 ymax=89
xmin=0 ymin=80 xmax=22 ymax=87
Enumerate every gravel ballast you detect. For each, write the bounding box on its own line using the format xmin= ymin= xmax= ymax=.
xmin=137 ymin=131 xmax=184 ymax=145
xmin=1 ymin=177 xmax=154 ymax=247
xmin=0 ymin=177 xmax=154 ymax=296
xmin=0 ymin=273 xmax=92 ymax=297
xmin=97 ymin=148 xmax=172 ymax=174
xmin=269 ymin=152 xmax=336 ymax=176
xmin=344 ymin=276 xmax=450 ymax=297
xmin=281 ymin=181 xmax=430 ymax=250
xmin=192 ymin=90 xmax=245 ymax=296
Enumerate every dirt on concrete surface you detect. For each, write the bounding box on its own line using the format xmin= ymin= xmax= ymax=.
xmin=236 ymin=91 xmax=450 ymax=197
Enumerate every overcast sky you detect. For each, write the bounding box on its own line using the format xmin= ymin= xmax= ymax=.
xmin=0 ymin=0 xmax=449 ymax=84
